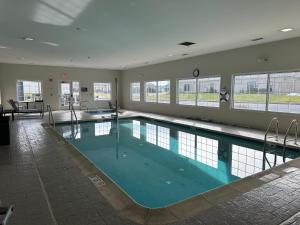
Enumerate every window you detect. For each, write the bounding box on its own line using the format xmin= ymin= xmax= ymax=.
xmin=158 ymin=80 xmax=170 ymax=104
xmin=131 ymin=82 xmax=140 ymax=102
xmin=145 ymin=81 xmax=157 ymax=102
xmin=177 ymin=79 xmax=197 ymax=105
xmin=198 ymin=77 xmax=220 ymax=107
xmin=269 ymin=72 xmax=300 ymax=113
xmin=233 ymin=74 xmax=268 ymax=111
xmin=17 ymin=80 xmax=42 ymax=102
xmin=233 ymin=71 xmax=300 ymax=113
xmin=94 ymin=82 xmax=111 ymax=101
xmin=145 ymin=80 xmax=170 ymax=103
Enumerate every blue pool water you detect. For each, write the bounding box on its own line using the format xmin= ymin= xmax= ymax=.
xmin=55 ymin=117 xmax=300 ymax=208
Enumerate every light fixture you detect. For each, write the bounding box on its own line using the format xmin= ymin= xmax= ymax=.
xmin=167 ymin=54 xmax=173 ymax=57
xmin=280 ymin=28 xmax=293 ymax=32
xmin=22 ymin=37 xmax=35 ymax=41
xmin=0 ymin=45 xmax=7 ymax=49
xmin=251 ymin=37 xmax=264 ymax=42
xmin=41 ymin=41 xmax=59 ymax=47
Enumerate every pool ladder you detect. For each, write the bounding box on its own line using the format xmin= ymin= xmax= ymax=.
xmin=263 ymin=117 xmax=279 ymax=169
xmin=47 ymin=104 xmax=55 ymax=128
xmin=282 ymin=119 xmax=298 ymax=162
xmin=70 ymin=104 xmax=78 ymax=125
xmin=263 ymin=117 xmax=299 ymax=169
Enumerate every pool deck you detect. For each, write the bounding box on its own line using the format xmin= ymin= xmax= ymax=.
xmin=0 ymin=110 xmax=300 ymax=225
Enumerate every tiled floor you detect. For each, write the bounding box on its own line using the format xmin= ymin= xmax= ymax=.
xmin=1 ymin=113 xmax=300 ymax=225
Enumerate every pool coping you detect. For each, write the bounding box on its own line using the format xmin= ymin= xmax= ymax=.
xmin=43 ymin=114 xmax=300 ymax=225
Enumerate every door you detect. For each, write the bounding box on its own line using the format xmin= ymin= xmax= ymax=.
xmin=59 ymin=81 xmax=80 ymax=109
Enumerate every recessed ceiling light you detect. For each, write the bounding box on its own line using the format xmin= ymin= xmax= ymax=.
xmin=41 ymin=41 xmax=59 ymax=47
xmin=0 ymin=45 xmax=7 ymax=49
xmin=280 ymin=28 xmax=293 ymax=32
xmin=22 ymin=37 xmax=35 ymax=41
xmin=167 ymin=54 xmax=173 ymax=57
xmin=251 ymin=37 xmax=264 ymax=42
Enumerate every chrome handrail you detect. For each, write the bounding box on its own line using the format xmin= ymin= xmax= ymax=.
xmin=262 ymin=117 xmax=279 ymax=170
xmin=264 ymin=117 xmax=279 ymax=142
xmin=70 ymin=104 xmax=78 ymax=125
xmin=283 ymin=119 xmax=298 ymax=161
xmin=47 ymin=104 xmax=55 ymax=128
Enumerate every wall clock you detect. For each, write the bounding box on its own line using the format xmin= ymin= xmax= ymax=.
xmin=193 ymin=68 xmax=200 ymax=77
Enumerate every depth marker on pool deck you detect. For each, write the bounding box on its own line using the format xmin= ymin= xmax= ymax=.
xmin=89 ymin=175 xmax=106 ymax=187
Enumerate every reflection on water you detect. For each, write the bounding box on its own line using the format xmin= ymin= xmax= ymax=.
xmin=197 ymin=137 xmax=218 ymax=169
xmin=132 ymin=120 xmax=141 ymax=139
xmin=231 ymin=145 xmax=292 ymax=178
xmin=56 ymin=118 xmax=300 ymax=208
xmin=178 ymin=131 xmax=196 ymax=160
xmin=95 ymin=122 xmax=111 ymax=136
xmin=59 ymin=118 xmax=297 ymax=180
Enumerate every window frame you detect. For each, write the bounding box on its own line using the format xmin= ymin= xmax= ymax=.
xmin=130 ymin=81 xmax=141 ymax=102
xmin=197 ymin=76 xmax=221 ymax=108
xmin=157 ymin=80 xmax=171 ymax=104
xmin=16 ymin=80 xmax=43 ymax=102
xmin=231 ymin=70 xmax=300 ymax=114
xmin=176 ymin=75 xmax=221 ymax=108
xmin=93 ymin=82 xmax=112 ymax=101
xmin=144 ymin=80 xmax=171 ymax=104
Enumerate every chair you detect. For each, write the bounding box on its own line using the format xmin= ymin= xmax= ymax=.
xmin=108 ymin=101 xmax=121 ymax=113
xmin=0 ymin=200 xmax=13 ymax=225
xmin=7 ymin=99 xmax=44 ymax=120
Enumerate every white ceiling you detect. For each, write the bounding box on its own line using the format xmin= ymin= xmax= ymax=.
xmin=0 ymin=0 xmax=300 ymax=70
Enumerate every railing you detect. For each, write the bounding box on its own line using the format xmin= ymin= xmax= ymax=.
xmin=262 ymin=117 xmax=279 ymax=169
xmin=283 ymin=119 xmax=298 ymax=161
xmin=70 ymin=104 xmax=78 ymax=125
xmin=47 ymin=104 xmax=55 ymax=128
xmin=264 ymin=117 xmax=279 ymax=142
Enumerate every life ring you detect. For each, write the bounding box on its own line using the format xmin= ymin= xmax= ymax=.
xmin=220 ymin=89 xmax=230 ymax=102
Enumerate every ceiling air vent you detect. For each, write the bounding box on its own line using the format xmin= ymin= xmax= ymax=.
xmin=179 ymin=41 xmax=196 ymax=46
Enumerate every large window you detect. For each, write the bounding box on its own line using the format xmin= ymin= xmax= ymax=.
xmin=145 ymin=81 xmax=157 ymax=102
xmin=17 ymin=80 xmax=42 ymax=102
xmin=177 ymin=79 xmax=197 ymax=105
xmin=94 ymin=82 xmax=111 ymax=101
xmin=233 ymin=74 xmax=268 ymax=111
xmin=145 ymin=80 xmax=170 ymax=103
xmin=198 ymin=77 xmax=221 ymax=107
xmin=158 ymin=80 xmax=170 ymax=104
xmin=269 ymin=72 xmax=300 ymax=113
xmin=233 ymin=71 xmax=300 ymax=113
xmin=131 ymin=82 xmax=140 ymax=102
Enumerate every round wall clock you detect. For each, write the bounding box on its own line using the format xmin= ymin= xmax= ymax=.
xmin=193 ymin=68 xmax=200 ymax=77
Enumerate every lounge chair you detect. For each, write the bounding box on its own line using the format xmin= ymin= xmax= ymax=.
xmin=7 ymin=99 xmax=44 ymax=120
xmin=0 ymin=200 xmax=13 ymax=225
xmin=108 ymin=101 xmax=122 ymax=114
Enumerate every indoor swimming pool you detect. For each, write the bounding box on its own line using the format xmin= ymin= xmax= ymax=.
xmin=55 ymin=117 xmax=300 ymax=208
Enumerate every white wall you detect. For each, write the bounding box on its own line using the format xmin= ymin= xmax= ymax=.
xmin=0 ymin=63 xmax=121 ymax=110
xmin=120 ymin=37 xmax=300 ymax=133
